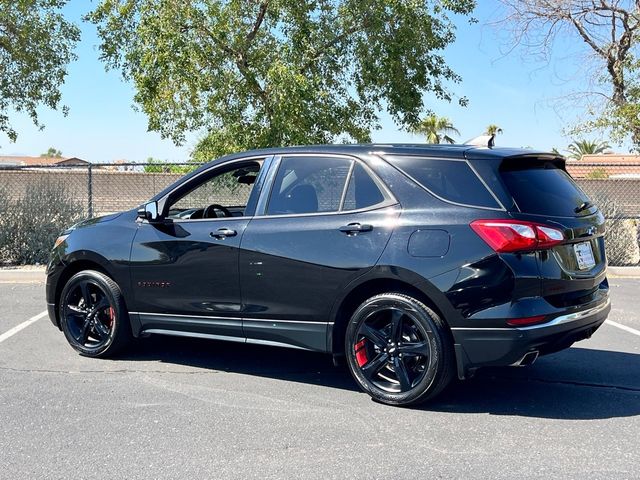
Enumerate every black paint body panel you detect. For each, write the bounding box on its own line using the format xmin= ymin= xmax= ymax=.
xmin=239 ymin=206 xmax=399 ymax=321
xmin=46 ymin=144 xmax=610 ymax=376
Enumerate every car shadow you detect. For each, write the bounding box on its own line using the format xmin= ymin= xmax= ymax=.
xmin=428 ymin=347 xmax=640 ymax=420
xmin=120 ymin=334 xmax=359 ymax=392
xmin=119 ymin=336 xmax=640 ymax=420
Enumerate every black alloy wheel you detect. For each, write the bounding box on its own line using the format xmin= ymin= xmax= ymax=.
xmin=59 ymin=270 xmax=131 ymax=357
xmin=345 ymin=293 xmax=455 ymax=406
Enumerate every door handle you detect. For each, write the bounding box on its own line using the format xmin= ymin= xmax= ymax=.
xmin=339 ymin=223 xmax=373 ymax=234
xmin=210 ymin=228 xmax=237 ymax=239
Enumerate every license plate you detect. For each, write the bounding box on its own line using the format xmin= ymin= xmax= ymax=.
xmin=574 ymin=241 xmax=596 ymax=270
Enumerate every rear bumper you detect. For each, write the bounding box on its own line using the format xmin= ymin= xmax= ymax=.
xmin=451 ymin=295 xmax=611 ymax=379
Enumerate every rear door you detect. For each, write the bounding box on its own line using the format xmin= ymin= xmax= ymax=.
xmin=239 ymin=154 xmax=400 ymax=351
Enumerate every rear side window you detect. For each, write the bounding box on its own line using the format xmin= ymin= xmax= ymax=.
xmin=387 ymin=156 xmax=500 ymax=209
xmin=342 ymin=163 xmax=386 ymax=210
xmin=501 ymin=161 xmax=592 ymax=217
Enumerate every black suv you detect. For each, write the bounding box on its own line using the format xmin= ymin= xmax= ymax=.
xmin=46 ymin=144 xmax=610 ymax=406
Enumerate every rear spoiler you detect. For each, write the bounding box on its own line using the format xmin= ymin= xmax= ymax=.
xmin=499 ymin=154 xmax=567 ymax=172
xmin=464 ymin=147 xmax=567 ymax=171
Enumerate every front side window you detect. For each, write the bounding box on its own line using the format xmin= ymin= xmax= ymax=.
xmin=167 ymin=160 xmax=262 ymax=219
xmin=266 ymin=156 xmax=353 ymax=215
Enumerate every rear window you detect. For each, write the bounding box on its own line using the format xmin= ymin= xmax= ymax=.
xmin=500 ymin=160 xmax=592 ymax=217
xmin=387 ymin=156 xmax=500 ymax=209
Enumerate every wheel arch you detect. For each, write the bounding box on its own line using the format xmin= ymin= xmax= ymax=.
xmin=52 ymin=252 xmax=118 ymax=329
xmin=328 ymin=267 xmax=457 ymax=355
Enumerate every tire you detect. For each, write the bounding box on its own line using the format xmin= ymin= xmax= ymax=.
xmin=59 ymin=270 xmax=132 ymax=358
xmin=345 ymin=293 xmax=455 ymax=406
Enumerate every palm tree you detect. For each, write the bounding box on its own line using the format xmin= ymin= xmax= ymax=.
xmin=566 ymin=140 xmax=611 ymax=160
xmin=411 ymin=115 xmax=460 ymax=144
xmin=485 ymin=124 xmax=503 ymax=136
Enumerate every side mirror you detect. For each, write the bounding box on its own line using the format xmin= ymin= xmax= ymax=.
xmin=137 ymin=201 xmax=161 ymax=223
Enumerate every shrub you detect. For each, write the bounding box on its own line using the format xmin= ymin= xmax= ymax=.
xmin=586 ymin=168 xmax=609 ymax=179
xmin=591 ymin=194 xmax=640 ymax=266
xmin=0 ymin=186 xmax=9 ymax=262
xmin=604 ymin=218 xmax=640 ymax=265
xmin=0 ymin=186 xmax=7 ymax=217
xmin=0 ymin=179 xmax=84 ymax=265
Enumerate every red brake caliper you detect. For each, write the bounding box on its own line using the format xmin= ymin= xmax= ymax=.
xmin=107 ymin=307 xmax=115 ymax=328
xmin=354 ymin=339 xmax=368 ymax=367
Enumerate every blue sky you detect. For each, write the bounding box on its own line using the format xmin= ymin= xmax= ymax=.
xmin=0 ymin=1 xmax=608 ymax=163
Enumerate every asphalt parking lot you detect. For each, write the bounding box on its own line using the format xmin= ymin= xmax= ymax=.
xmin=1 ymin=273 xmax=639 ymax=479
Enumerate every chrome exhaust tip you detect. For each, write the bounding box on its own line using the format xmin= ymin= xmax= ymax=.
xmin=511 ymin=350 xmax=539 ymax=367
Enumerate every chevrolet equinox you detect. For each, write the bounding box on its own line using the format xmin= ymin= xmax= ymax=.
xmin=46 ymin=144 xmax=611 ymax=406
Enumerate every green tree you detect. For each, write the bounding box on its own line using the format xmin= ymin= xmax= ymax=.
xmin=0 ymin=1 xmax=80 ymax=142
xmin=88 ymin=0 xmax=476 ymax=160
xmin=143 ymin=157 xmax=194 ymax=174
xmin=41 ymin=147 xmax=63 ymax=158
xmin=485 ymin=124 xmax=503 ymax=136
xmin=410 ymin=115 xmax=460 ymax=144
xmin=566 ymin=140 xmax=611 ymax=160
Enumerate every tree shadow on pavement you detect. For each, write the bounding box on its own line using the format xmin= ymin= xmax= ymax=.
xmin=120 ymin=336 xmax=640 ymax=420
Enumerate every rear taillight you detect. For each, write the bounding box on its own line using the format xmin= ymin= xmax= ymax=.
xmin=470 ymin=220 xmax=564 ymax=253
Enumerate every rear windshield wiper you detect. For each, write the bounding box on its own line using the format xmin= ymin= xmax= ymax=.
xmin=574 ymin=201 xmax=593 ymax=214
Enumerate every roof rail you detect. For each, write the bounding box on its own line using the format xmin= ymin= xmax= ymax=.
xmin=464 ymin=134 xmax=495 ymax=148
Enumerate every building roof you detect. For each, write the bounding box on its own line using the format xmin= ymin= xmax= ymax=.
xmin=0 ymin=156 xmax=89 ymax=167
xmin=566 ymin=154 xmax=640 ymax=179
xmin=579 ymin=154 xmax=640 ymax=163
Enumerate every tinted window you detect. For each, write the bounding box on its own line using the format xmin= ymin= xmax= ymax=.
xmin=387 ymin=156 xmax=500 ymax=209
xmin=267 ymin=156 xmax=352 ymax=215
xmin=501 ymin=161 xmax=592 ymax=217
xmin=342 ymin=163 xmax=386 ymax=210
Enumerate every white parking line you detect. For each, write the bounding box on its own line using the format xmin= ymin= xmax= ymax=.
xmin=2 ymin=311 xmax=637 ymax=345
xmin=0 ymin=310 xmax=48 ymax=344
xmin=605 ymin=319 xmax=640 ymax=337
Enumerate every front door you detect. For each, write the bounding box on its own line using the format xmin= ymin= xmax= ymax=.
xmin=129 ymin=158 xmax=265 ymax=339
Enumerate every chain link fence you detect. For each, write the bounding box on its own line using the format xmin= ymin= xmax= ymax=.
xmin=0 ymin=160 xmax=638 ymax=265
xmin=0 ymin=162 xmax=203 ymax=218
xmin=0 ymin=162 xmax=202 ymax=264
xmin=568 ymin=161 xmax=640 ymax=266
